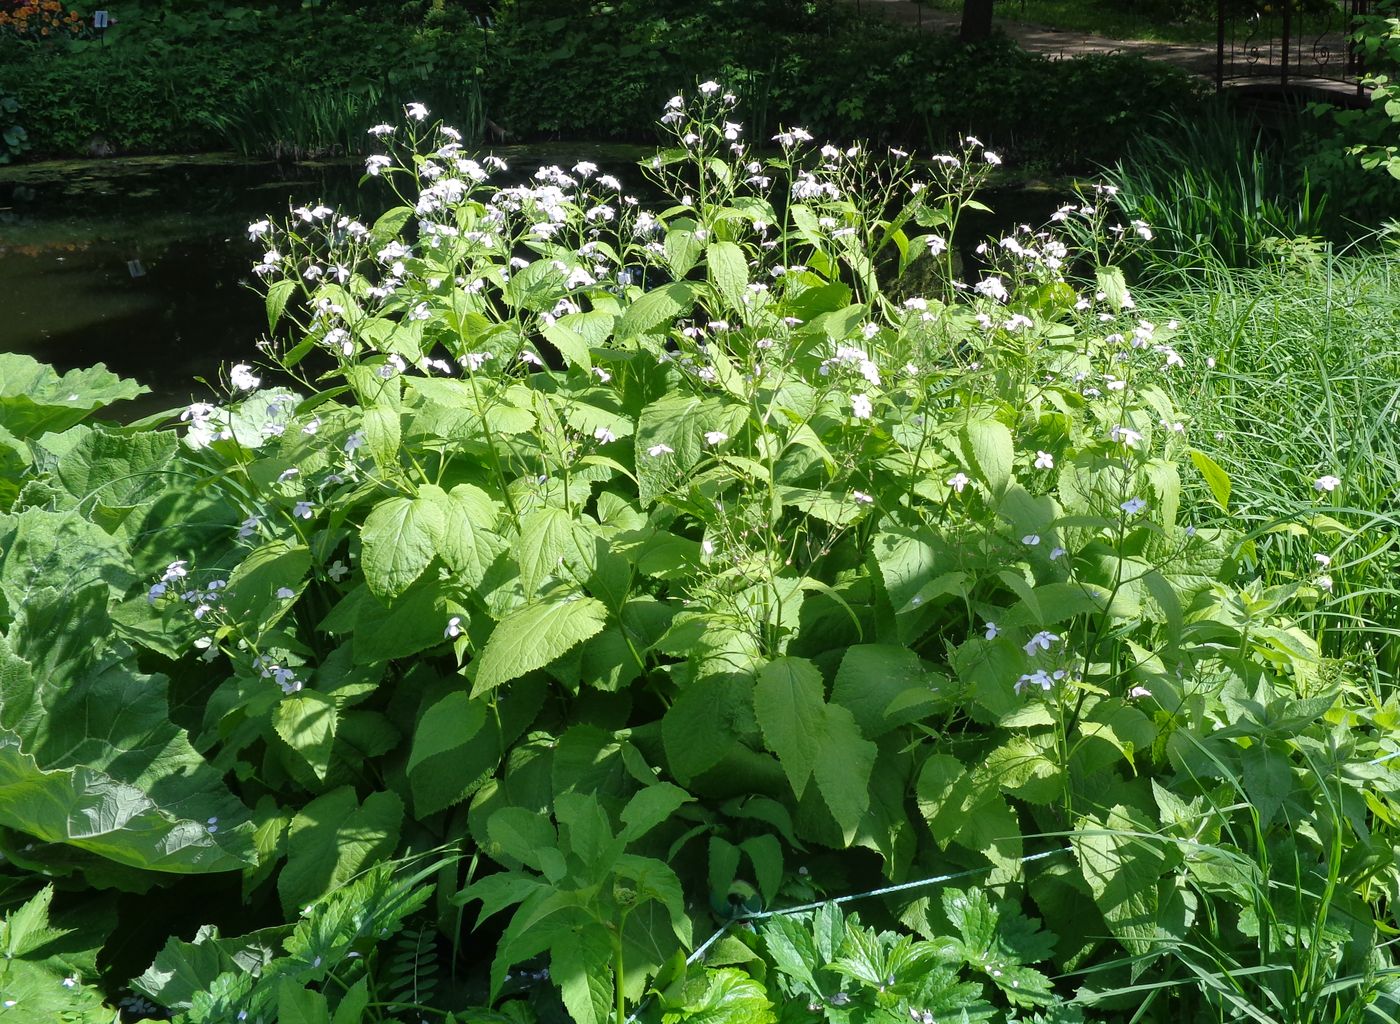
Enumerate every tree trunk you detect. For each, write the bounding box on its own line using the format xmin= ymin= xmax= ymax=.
xmin=960 ymin=0 xmax=994 ymax=41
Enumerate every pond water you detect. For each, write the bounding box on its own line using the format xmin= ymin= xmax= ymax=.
xmin=1 ymin=151 xmax=1063 ymax=418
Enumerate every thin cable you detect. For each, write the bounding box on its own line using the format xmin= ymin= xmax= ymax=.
xmin=625 ymin=846 xmax=1072 ymax=1022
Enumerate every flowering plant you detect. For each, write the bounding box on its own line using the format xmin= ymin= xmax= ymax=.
xmin=0 ymin=0 xmax=83 ymax=41
xmin=0 ymin=87 xmax=1386 ymax=1023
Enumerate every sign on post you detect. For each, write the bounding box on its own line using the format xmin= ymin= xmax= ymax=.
xmin=93 ymin=11 xmax=109 ymax=29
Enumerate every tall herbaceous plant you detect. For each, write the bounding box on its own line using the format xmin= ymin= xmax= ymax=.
xmin=1 ymin=83 xmax=1392 ymax=1024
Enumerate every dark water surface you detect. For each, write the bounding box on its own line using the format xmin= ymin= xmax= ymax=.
xmin=1 ymin=152 xmax=1062 ymax=416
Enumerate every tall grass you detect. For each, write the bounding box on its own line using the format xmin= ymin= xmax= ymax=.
xmin=205 ymin=74 xmax=486 ymax=161
xmin=1136 ymin=249 xmax=1400 ymax=688
xmin=1098 ymin=106 xmax=1329 ymax=271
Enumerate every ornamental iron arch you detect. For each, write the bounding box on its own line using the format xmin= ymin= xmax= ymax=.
xmin=1216 ymin=0 xmax=1370 ymax=97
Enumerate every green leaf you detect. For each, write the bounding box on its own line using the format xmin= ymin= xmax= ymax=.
xmin=427 ymin=484 xmax=506 ymax=588
xmin=541 ymin=310 xmax=612 ymax=371
xmin=362 ymin=405 xmax=402 ymax=474
xmin=916 ymin=754 xmax=1022 ymax=875
xmin=278 ymin=788 xmax=404 ymax=915
xmin=1072 ymin=805 xmax=1188 ymax=959
xmin=755 ymin=658 xmax=875 ymax=842
xmin=277 ymin=977 xmax=331 ymax=1024
xmin=753 ymin=658 xmax=826 ymax=801
xmin=273 ymin=691 xmax=339 ymax=782
xmin=962 ymin=418 xmax=1014 ymax=497
xmin=620 ymin=783 xmax=695 ymax=843
xmin=0 ymin=354 xmax=146 ymax=438
xmin=661 ymin=967 xmax=775 ymax=1024
xmin=517 ymin=506 xmax=575 ymax=599
xmin=472 ymin=598 xmax=608 ymax=697
xmin=761 ymin=915 xmax=820 ymax=994
xmin=1188 ymin=448 xmax=1231 ymax=512
xmin=831 ymin=644 xmax=930 ymax=738
xmin=1095 ymin=265 xmax=1132 ymax=313
xmin=266 ymin=279 xmax=297 ymax=335
xmin=406 ymin=691 xmax=490 ymax=817
xmin=553 ymin=923 xmax=614 ymax=1024
xmin=616 ymin=282 xmax=696 ymax=341
xmin=360 ymin=494 xmax=447 ymax=600
xmin=707 ymin=241 xmax=749 ymax=314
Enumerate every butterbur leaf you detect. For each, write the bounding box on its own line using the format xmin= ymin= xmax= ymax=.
xmin=0 ymin=353 xmax=146 ymax=438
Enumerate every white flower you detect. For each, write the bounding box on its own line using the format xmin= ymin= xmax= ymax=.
xmin=698 ymin=80 xmax=721 ymax=95
xmin=61 ymin=977 xmax=77 ymax=989
xmin=460 ymin=352 xmax=492 ymax=372
xmin=302 ymin=418 xmax=321 ymax=436
xmin=1317 ymin=574 xmax=1335 ymax=592
xmin=665 ymin=94 xmax=684 ymax=110
xmin=292 ymin=501 xmax=315 ymax=520
xmin=1110 ymin=425 xmax=1142 ymax=447
xmin=1314 ymin=553 xmax=1332 ymax=567
xmin=365 ymin=155 xmax=393 ymax=176
xmin=1314 ymin=474 xmax=1341 ymax=493
xmin=229 ymin=364 xmax=261 ymax=391
xmin=344 ymin=431 xmax=366 ymax=453
xmin=592 ymin=367 xmax=612 ymax=383
xmin=852 ymin=490 xmax=874 ymax=504
xmin=405 ymin=102 xmax=429 ymax=121
xmin=947 ymin=472 xmax=970 ymax=494
xmin=368 ymin=123 xmax=394 ymax=137
xmin=518 ymin=350 xmax=543 ymax=367
xmin=704 ymin=431 xmax=729 ymax=445
xmin=327 ymin=560 xmax=350 ymax=582
xmin=647 ymin=443 xmax=674 ymax=458
xmin=445 ymin=616 xmax=464 ymax=639
xmin=925 ymin=235 xmax=947 ymax=257
xmin=594 ymin=426 xmax=617 ymax=444
xmin=1024 ymin=630 xmax=1059 ymax=656
xmin=1121 ymin=496 xmax=1147 ymax=515
xmin=985 ymin=621 xmax=999 ymax=640
xmin=247 ymin=220 xmax=270 ymax=240
xmin=1128 ymin=685 xmax=1152 ymax=699
xmin=850 ymin=394 xmax=873 ymax=420
xmin=276 ymin=587 xmax=296 ymax=600
xmin=1034 ymin=450 xmax=1054 ymax=470
xmin=1022 ymin=534 xmax=1041 ymax=546
xmin=984 ymin=150 xmax=1002 ymax=166
xmin=973 ymin=276 xmax=1009 ymax=303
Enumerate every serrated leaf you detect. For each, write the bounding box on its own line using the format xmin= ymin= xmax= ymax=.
xmin=962 ymin=418 xmax=1014 ymax=497
xmin=360 ymin=495 xmax=446 ymax=600
xmin=616 ymin=282 xmax=695 ymax=341
xmin=472 ymin=598 xmax=608 ymax=697
xmin=554 ymin=923 xmax=614 ymax=1024
xmin=707 ymin=240 xmax=749 ymax=314
xmin=273 ymin=691 xmax=338 ymax=782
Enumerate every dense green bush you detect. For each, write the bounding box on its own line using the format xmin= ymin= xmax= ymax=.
xmin=1 ymin=90 xmax=1397 ymax=1023
xmin=0 ymin=0 xmax=1205 ymax=170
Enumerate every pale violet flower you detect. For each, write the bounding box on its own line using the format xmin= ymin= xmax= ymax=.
xmin=365 ymin=155 xmax=393 ymax=176
xmin=1024 ymin=630 xmax=1059 ymax=656
xmin=229 ymin=364 xmax=261 ymax=391
xmin=985 ymin=621 xmax=999 ymax=640
xmin=973 ymin=276 xmax=1009 ymax=303
xmin=1015 ymin=670 xmax=1053 ymax=694
xmin=1314 ymin=475 xmax=1342 ymax=493
xmin=302 ymin=417 xmax=321 ymax=436
xmin=1317 ymin=574 xmax=1335 ymax=592
xmin=647 ymin=443 xmax=674 ymax=458
xmin=1315 ymin=553 xmax=1332 ymax=567
xmin=1022 ymin=534 xmax=1040 ymax=546
xmin=147 ymin=582 xmax=167 ymax=605
xmin=1128 ymin=685 xmax=1152 ymax=699
xmin=445 ymin=616 xmax=464 ymax=639
xmin=405 ymin=102 xmax=429 ymax=121
xmin=1034 ymin=450 xmax=1054 ymax=470
xmin=592 ymin=367 xmax=612 ymax=383
xmin=238 ymin=516 xmax=260 ymax=539
xmin=1050 ymin=546 xmax=1067 ymax=560
xmin=947 ymin=472 xmax=970 ymax=494
xmin=1111 ymin=425 xmax=1143 ymax=447
xmin=292 ymin=501 xmax=315 ymax=520
xmin=594 ymin=426 xmax=617 ymax=444
xmin=1121 ymin=497 xmax=1147 ymax=515
xmin=344 ymin=431 xmax=366 ymax=454
xmin=698 ymin=80 xmax=721 ymax=95
xmin=327 ymin=560 xmax=350 ymax=582
xmin=276 ymin=587 xmax=296 ymax=600
xmin=850 ymin=394 xmax=873 ymax=420
xmin=704 ymin=431 xmax=729 ymax=446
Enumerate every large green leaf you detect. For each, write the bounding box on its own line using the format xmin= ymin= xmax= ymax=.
xmin=273 ymin=692 xmax=339 ymax=782
xmin=0 ymin=354 xmax=146 ymax=439
xmin=916 ymin=754 xmax=1022 ymax=876
xmin=755 ymin=657 xmax=875 ymax=841
xmin=0 ymin=734 xmax=252 ymax=873
xmin=1072 ymin=805 xmax=1190 ymax=959
xmin=278 ymin=787 xmax=404 ymax=914
xmin=471 ymin=597 xmax=608 ymax=697
xmin=707 ymin=241 xmax=749 ymax=314
xmin=960 ymin=418 xmax=1014 ymax=497
xmin=553 ymin=922 xmax=614 ymax=1024
xmin=360 ymin=494 xmax=447 ymax=600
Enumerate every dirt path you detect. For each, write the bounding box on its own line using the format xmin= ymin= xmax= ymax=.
xmin=847 ymin=0 xmax=1360 ymax=89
